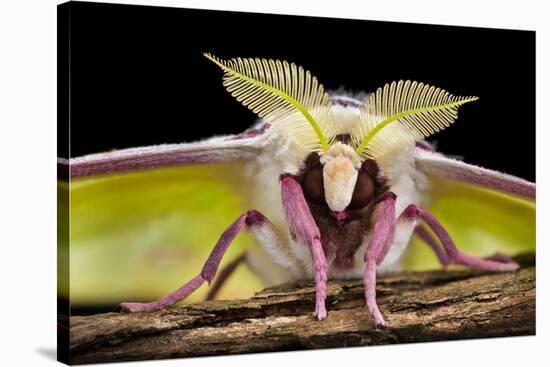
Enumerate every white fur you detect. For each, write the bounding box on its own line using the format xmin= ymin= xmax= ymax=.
xmin=248 ymin=219 xmax=305 ymax=280
xmin=323 ymin=158 xmax=357 ymax=212
xmin=244 ymin=96 xmax=426 ymax=282
xmin=329 ymin=103 xmax=361 ymax=135
xmin=245 ymin=245 xmax=293 ymax=287
xmin=377 ymin=215 xmax=417 ymax=273
xmin=320 ymin=143 xmax=361 ymax=212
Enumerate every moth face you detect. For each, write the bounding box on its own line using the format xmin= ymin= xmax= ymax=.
xmin=302 ymin=143 xmax=374 ymax=218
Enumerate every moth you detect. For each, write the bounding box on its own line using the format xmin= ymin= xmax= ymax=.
xmin=63 ymin=53 xmax=535 ymax=328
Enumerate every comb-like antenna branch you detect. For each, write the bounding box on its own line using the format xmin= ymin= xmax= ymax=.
xmin=352 ymin=80 xmax=478 ymax=160
xmin=204 ymin=53 xmax=335 ymax=152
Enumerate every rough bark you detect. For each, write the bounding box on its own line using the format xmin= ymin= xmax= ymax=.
xmin=68 ymin=254 xmax=535 ymax=364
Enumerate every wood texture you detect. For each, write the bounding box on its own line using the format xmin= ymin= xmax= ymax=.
xmin=69 ymin=255 xmax=535 ymax=364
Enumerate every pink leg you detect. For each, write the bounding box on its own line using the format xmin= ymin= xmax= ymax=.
xmin=363 ymin=192 xmax=398 ymax=328
xmin=121 ymin=210 xmax=266 ymax=312
xmin=416 ymin=224 xmax=510 ymax=266
xmin=205 ymin=252 xmax=248 ymax=301
xmin=418 ymin=207 xmax=519 ymax=271
xmin=483 ymin=252 xmax=516 ymax=263
xmin=280 ymin=174 xmax=327 ymax=320
xmin=414 ymin=225 xmax=450 ymax=266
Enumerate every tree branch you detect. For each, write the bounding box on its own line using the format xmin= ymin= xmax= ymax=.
xmin=68 ymin=254 xmax=535 ymax=364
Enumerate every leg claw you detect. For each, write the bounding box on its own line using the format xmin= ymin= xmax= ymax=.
xmin=373 ymin=315 xmax=387 ymax=329
xmin=483 ymin=252 xmax=513 ymax=263
xmin=120 ymin=302 xmax=146 ymax=313
xmin=484 ymin=252 xmax=520 ymax=270
xmin=314 ymin=302 xmax=327 ymax=320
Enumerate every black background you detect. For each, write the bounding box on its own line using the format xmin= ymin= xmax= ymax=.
xmin=61 ymin=1 xmax=535 ymax=181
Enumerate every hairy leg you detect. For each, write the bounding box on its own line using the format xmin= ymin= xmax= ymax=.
xmin=414 ymin=223 xmax=512 ymax=267
xmin=363 ymin=192 xmax=398 ymax=328
xmin=121 ymin=210 xmax=266 ymax=312
xmin=364 ymin=201 xmax=519 ymax=328
xmin=418 ymin=207 xmax=519 ymax=271
xmin=414 ymin=225 xmax=450 ymax=266
xmin=483 ymin=252 xmax=516 ymax=263
xmin=208 ymin=210 xmax=303 ymax=302
xmin=364 ymin=198 xmax=429 ymax=327
xmin=280 ymin=174 xmax=328 ymax=320
xmin=205 ymin=252 xmax=248 ymax=301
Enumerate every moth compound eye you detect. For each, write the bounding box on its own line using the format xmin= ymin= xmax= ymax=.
xmin=303 ymin=167 xmax=326 ymax=205
xmin=348 ymin=171 xmax=374 ymax=210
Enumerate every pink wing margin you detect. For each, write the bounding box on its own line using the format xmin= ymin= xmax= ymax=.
xmin=58 ymin=126 xmax=271 ymax=179
xmin=414 ymin=148 xmax=535 ymax=200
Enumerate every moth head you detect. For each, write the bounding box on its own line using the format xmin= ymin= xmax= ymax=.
xmin=303 ymin=142 xmax=375 ymax=215
xmin=205 ymin=54 xmax=479 ymax=211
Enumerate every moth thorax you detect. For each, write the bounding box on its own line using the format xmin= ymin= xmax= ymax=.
xmin=320 ymin=142 xmax=362 ymax=212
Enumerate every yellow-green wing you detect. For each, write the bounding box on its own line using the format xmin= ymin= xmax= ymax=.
xmin=60 ymin=134 xmax=271 ymax=308
xmin=403 ymin=149 xmax=535 ymax=270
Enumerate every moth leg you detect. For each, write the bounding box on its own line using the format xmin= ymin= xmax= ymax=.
xmin=363 ymin=192 xmax=398 ymax=328
xmin=280 ymin=174 xmax=328 ymax=320
xmin=414 ymin=224 xmax=450 ymax=266
xmin=418 ymin=207 xmax=519 ymax=271
xmin=415 ymin=224 xmax=511 ymax=266
xmin=121 ymin=210 xmax=266 ymax=313
xmin=483 ymin=252 xmax=516 ymax=263
xmin=207 ymin=213 xmax=296 ymax=300
xmin=205 ymin=252 xmax=248 ymax=301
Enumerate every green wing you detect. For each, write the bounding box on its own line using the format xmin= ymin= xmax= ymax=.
xmin=403 ymin=149 xmax=535 ymax=270
xmin=60 ymin=136 xmax=271 ymax=309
